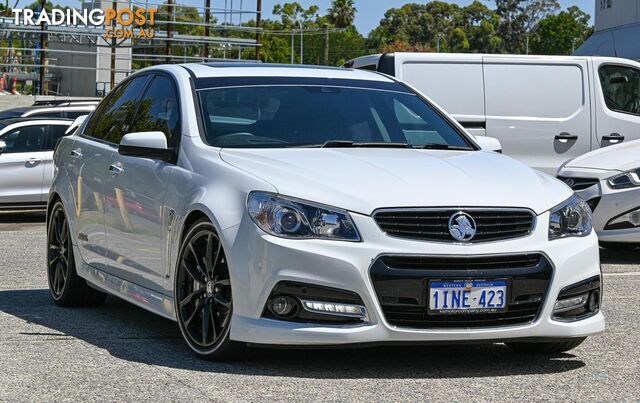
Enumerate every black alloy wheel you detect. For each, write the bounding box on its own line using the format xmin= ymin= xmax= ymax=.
xmin=175 ymin=219 xmax=240 ymax=360
xmin=48 ymin=203 xmax=71 ymax=300
xmin=47 ymin=201 xmax=107 ymax=307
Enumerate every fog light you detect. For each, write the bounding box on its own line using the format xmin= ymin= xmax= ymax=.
xmin=607 ymin=208 xmax=640 ymax=228
xmin=301 ymin=300 xmax=367 ymax=318
xmin=269 ymin=296 xmax=297 ymax=317
xmin=553 ymin=293 xmax=588 ymax=313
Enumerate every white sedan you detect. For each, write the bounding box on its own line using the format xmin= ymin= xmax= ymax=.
xmin=47 ymin=64 xmax=603 ymax=360
xmin=557 ymin=139 xmax=640 ymax=248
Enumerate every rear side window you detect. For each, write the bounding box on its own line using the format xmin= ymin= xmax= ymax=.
xmin=84 ymin=76 xmax=148 ymax=144
xmin=0 ymin=125 xmax=45 ymax=153
xmin=599 ymin=65 xmax=640 ymax=116
xmin=130 ymin=75 xmax=180 ymax=147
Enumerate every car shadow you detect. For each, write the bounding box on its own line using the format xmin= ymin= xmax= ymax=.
xmin=0 ymin=289 xmax=585 ymax=378
xmin=600 ymin=246 xmax=640 ymax=265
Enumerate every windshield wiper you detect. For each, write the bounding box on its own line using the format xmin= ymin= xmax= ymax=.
xmin=315 ymin=140 xmax=411 ymax=148
xmin=413 ymin=143 xmax=474 ymax=151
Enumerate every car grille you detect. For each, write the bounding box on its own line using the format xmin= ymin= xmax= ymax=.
xmin=557 ymin=176 xmax=599 ymax=191
xmin=373 ymin=209 xmax=535 ymax=243
xmin=370 ymin=253 xmax=552 ymax=329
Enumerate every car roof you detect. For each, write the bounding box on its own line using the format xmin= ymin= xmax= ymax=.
xmin=177 ymin=63 xmax=395 ymax=82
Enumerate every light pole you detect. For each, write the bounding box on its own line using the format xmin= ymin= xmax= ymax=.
xmin=298 ymin=19 xmax=303 ymax=64
xmin=436 ymin=34 xmax=444 ymax=53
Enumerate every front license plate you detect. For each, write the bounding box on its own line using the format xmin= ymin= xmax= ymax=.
xmin=429 ymin=279 xmax=507 ymax=314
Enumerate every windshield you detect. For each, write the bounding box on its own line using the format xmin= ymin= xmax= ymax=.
xmin=198 ymin=85 xmax=474 ymax=149
xmin=0 ymin=111 xmax=24 ymax=120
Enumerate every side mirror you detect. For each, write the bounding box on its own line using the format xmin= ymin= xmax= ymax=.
xmin=118 ymin=132 xmax=174 ymax=162
xmin=474 ymin=136 xmax=502 ymax=153
xmin=0 ymin=140 xmax=5 ymax=156
xmin=65 ymin=115 xmax=88 ymax=135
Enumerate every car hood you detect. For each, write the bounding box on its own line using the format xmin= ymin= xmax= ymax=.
xmin=220 ymin=148 xmax=571 ymax=216
xmin=563 ymin=140 xmax=640 ymax=172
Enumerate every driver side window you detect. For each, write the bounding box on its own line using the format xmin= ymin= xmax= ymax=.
xmin=0 ymin=125 xmax=45 ymax=154
xmin=599 ymin=65 xmax=640 ymax=116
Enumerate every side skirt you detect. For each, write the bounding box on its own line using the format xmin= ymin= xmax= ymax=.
xmin=75 ymin=246 xmax=177 ymax=321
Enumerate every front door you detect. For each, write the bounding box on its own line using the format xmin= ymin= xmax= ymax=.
xmin=103 ymin=74 xmax=181 ymax=292
xmin=0 ymin=123 xmax=47 ymax=207
xmin=594 ymin=61 xmax=640 ymax=149
xmin=71 ymin=74 xmax=150 ymax=270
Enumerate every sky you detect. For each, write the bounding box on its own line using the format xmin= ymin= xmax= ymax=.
xmin=276 ymin=0 xmax=596 ymax=35
xmin=23 ymin=0 xmax=596 ymax=37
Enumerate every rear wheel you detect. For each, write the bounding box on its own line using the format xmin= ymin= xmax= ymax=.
xmin=506 ymin=337 xmax=586 ymax=354
xmin=47 ymin=201 xmax=107 ymax=307
xmin=174 ymin=219 xmax=243 ymax=361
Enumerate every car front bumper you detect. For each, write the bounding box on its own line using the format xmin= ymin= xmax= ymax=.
xmin=558 ymin=166 xmax=640 ymax=243
xmin=224 ymin=211 xmax=604 ymax=346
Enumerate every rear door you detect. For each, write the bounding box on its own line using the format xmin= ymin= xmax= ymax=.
xmin=482 ymin=57 xmax=591 ymax=173
xmin=0 ymin=122 xmax=47 ymax=207
xmin=41 ymin=122 xmax=73 ymax=201
xmin=593 ymin=60 xmax=640 ymax=148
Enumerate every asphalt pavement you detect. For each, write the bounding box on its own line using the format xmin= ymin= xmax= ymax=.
xmin=0 ymin=213 xmax=638 ymax=402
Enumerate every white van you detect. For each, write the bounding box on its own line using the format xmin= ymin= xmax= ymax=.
xmin=344 ymin=53 xmax=640 ymax=174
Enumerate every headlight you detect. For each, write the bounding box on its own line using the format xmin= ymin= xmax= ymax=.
xmin=548 ymin=194 xmax=593 ymax=240
xmin=607 ymin=168 xmax=640 ymax=189
xmin=247 ymin=192 xmax=360 ymax=241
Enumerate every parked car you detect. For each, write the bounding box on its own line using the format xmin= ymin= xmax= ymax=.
xmin=557 ymin=139 xmax=640 ymax=249
xmin=47 ymin=64 xmax=603 ymax=360
xmin=0 ymin=99 xmax=98 ymax=120
xmin=344 ymin=53 xmax=640 ymax=174
xmin=0 ymin=118 xmax=73 ymax=210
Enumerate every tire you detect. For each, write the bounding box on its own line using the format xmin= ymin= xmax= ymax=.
xmin=599 ymin=242 xmax=638 ymax=251
xmin=506 ymin=337 xmax=586 ymax=354
xmin=47 ymin=201 xmax=107 ymax=307
xmin=174 ymin=219 xmax=244 ymax=361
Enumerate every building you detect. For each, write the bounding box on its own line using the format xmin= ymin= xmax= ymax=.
xmin=575 ymin=0 xmax=640 ymax=60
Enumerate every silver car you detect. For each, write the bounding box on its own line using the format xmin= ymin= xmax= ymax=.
xmin=0 ymin=118 xmax=73 ymax=210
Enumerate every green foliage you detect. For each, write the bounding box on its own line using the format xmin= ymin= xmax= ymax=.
xmin=530 ymin=6 xmax=593 ymax=55
xmin=327 ymin=0 xmax=357 ymax=29
xmin=373 ymin=1 xmax=503 ymax=53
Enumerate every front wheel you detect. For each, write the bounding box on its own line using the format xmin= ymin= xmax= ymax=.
xmin=174 ymin=219 xmax=243 ymax=361
xmin=506 ymin=337 xmax=586 ymax=354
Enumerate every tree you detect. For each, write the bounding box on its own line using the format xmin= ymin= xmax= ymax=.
xmin=327 ymin=0 xmax=356 ymax=29
xmin=494 ymin=0 xmax=559 ymax=53
xmin=273 ymin=2 xmax=319 ymax=27
xmin=371 ymin=1 xmax=501 ymax=53
xmin=530 ymin=6 xmax=593 ymax=55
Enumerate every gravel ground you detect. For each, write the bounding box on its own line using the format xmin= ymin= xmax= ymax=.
xmin=0 ymin=213 xmax=638 ymax=402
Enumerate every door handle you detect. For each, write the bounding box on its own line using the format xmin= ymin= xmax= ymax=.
xmin=26 ymin=157 xmax=42 ymax=164
xmin=602 ymin=133 xmax=625 ymax=144
xmin=108 ymin=163 xmax=124 ymax=176
xmin=70 ymin=149 xmax=83 ymax=158
xmin=554 ymin=133 xmax=579 ymax=143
